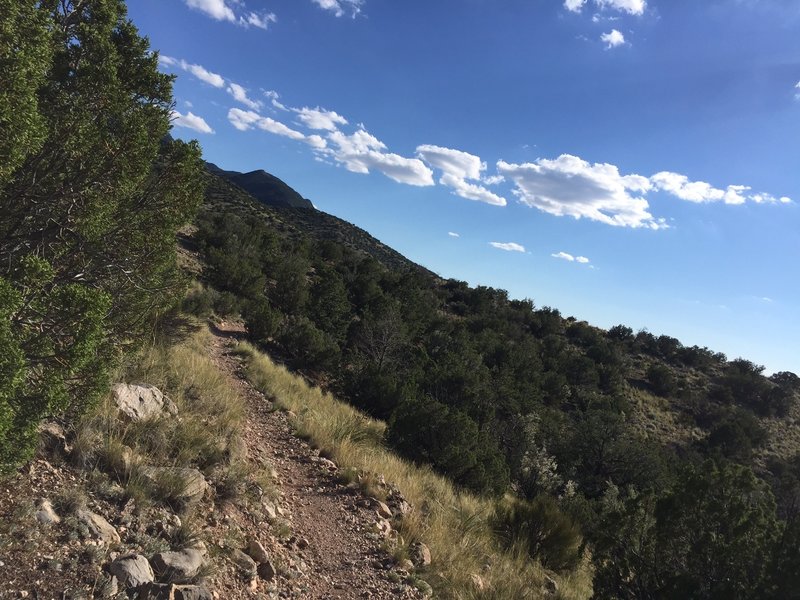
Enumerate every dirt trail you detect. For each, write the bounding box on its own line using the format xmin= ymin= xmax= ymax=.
xmin=207 ymin=324 xmax=420 ymax=600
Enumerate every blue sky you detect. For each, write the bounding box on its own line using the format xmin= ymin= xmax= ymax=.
xmin=128 ymin=0 xmax=799 ymax=374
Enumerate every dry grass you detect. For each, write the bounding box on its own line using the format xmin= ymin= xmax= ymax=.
xmin=235 ymin=341 xmax=594 ymax=600
xmin=75 ymin=326 xmax=252 ymax=511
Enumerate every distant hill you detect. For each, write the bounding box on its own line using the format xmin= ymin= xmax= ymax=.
xmin=203 ymin=164 xmax=434 ymax=276
xmin=205 ymin=162 xmax=314 ymax=209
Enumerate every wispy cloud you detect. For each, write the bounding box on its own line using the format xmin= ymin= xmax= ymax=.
xmin=795 ymin=80 xmax=800 ymax=100
xmin=227 ymin=83 xmax=262 ymax=110
xmin=652 ymin=172 xmax=790 ymax=205
xmin=183 ymin=0 xmax=276 ymax=29
xmin=448 ymin=231 xmax=460 ymax=238
xmin=601 ymin=29 xmax=626 ymax=48
xmin=227 ymin=108 xmax=325 ymax=150
xmin=490 ymin=242 xmax=526 ymax=253
xmin=417 ymin=145 xmax=508 ymax=206
xmin=159 ymin=55 xmax=225 ymax=88
xmin=552 ymin=251 xmax=590 ymax=263
xmin=170 ymin=110 xmax=214 ymax=134
xmin=311 ymin=0 xmax=364 ymax=18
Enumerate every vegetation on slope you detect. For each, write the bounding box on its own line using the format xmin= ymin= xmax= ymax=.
xmin=189 ymin=179 xmax=800 ymax=598
xmin=0 ymin=0 xmax=203 ymax=471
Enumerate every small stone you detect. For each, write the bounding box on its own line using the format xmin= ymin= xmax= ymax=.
xmin=544 ymin=575 xmax=558 ymax=595
xmin=151 ymin=548 xmax=206 ymax=583
xmin=375 ymin=501 xmax=392 ymax=520
xmin=109 ymin=554 xmax=154 ymax=589
xmin=257 ymin=560 xmax=276 ymax=581
xmin=229 ymin=548 xmax=257 ymax=578
xmin=245 ymin=539 xmax=269 ymax=564
xmin=35 ymin=499 xmax=60 ymax=525
xmin=99 ymin=575 xmax=119 ymax=597
xmin=76 ymin=509 xmax=120 ymax=544
xmin=471 ymin=574 xmax=486 ymax=591
xmin=296 ymin=537 xmax=309 ymax=550
xmin=398 ymin=559 xmax=414 ymax=572
xmin=411 ymin=542 xmax=431 ymax=567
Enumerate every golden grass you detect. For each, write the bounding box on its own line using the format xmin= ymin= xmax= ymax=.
xmin=236 ymin=341 xmax=594 ymax=600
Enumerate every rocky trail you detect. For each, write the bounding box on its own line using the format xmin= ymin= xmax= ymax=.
xmin=206 ymin=324 xmax=423 ymax=599
xmin=0 ymin=324 xmax=425 ymax=599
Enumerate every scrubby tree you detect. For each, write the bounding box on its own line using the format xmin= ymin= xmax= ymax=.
xmin=0 ymin=0 xmax=203 ymax=471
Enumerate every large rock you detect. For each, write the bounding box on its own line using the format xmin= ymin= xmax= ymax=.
xmin=150 ymin=548 xmax=206 ymax=584
xmin=139 ymin=467 xmax=209 ymax=506
xmin=109 ymin=554 xmax=155 ymax=589
xmin=229 ymin=549 xmax=257 ymax=578
xmin=138 ymin=583 xmax=213 ymax=600
xmin=112 ymin=383 xmax=178 ymax=422
xmin=76 ymin=509 xmax=120 ymax=544
xmin=245 ymin=539 xmax=270 ymax=564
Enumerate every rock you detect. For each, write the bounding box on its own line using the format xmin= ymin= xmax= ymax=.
xmin=375 ymin=519 xmax=392 ymax=537
xmin=296 ymin=537 xmax=309 ymax=550
xmin=375 ymin=501 xmax=392 ymax=520
xmin=544 ymin=575 xmax=558 ymax=595
xmin=112 ymin=383 xmax=178 ymax=422
xmin=245 ymin=539 xmax=269 ymax=564
xmin=35 ymin=499 xmax=60 ymax=525
xmin=76 ymin=509 xmax=120 ymax=544
xmin=262 ymin=501 xmax=277 ymax=520
xmin=229 ymin=548 xmax=257 ymax=578
xmin=99 ymin=575 xmax=118 ymax=597
xmin=174 ymin=585 xmax=214 ymax=600
xmin=38 ymin=422 xmax=71 ymax=455
xmin=151 ymin=548 xmax=206 ymax=583
xmin=411 ymin=542 xmax=431 ymax=568
xmin=471 ymin=574 xmax=486 ymax=591
xmin=257 ymin=560 xmax=276 ymax=581
xmin=140 ymin=467 xmax=209 ymax=506
xmin=109 ymin=554 xmax=154 ymax=589
xmin=395 ymin=500 xmax=413 ymax=516
xmin=397 ymin=559 xmax=414 ymax=572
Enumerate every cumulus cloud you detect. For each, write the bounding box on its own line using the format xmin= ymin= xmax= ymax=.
xmin=417 ymin=144 xmax=508 ymax=206
xmin=601 ymin=29 xmax=626 ymax=48
xmin=294 ymin=107 xmax=349 ymax=131
xmin=264 ymin=90 xmax=288 ymax=111
xmin=498 ymin=154 xmax=664 ymax=229
xmin=170 ymin=110 xmax=214 ymax=134
xmin=227 ymin=108 xmax=326 ymax=150
xmin=227 ymin=82 xmax=262 ymax=110
xmin=552 ymin=252 xmax=591 ymax=263
xmin=565 ymin=0 xmax=645 ymax=15
xmin=312 ymin=0 xmax=364 ymax=18
xmin=159 ymin=55 xmax=225 ymax=88
xmin=323 ymin=129 xmax=434 ymax=186
xmin=490 ymin=242 xmax=526 ymax=253
xmin=448 ymin=232 xmax=460 ymax=238
xmin=184 ymin=0 xmax=276 ymax=28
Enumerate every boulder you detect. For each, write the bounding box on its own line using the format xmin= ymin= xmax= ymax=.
xmin=76 ymin=509 xmax=120 ymax=544
xmin=112 ymin=383 xmax=178 ymax=422
xmin=109 ymin=554 xmax=154 ymax=589
xmin=35 ymin=499 xmax=60 ymax=525
xmin=150 ymin=548 xmax=206 ymax=583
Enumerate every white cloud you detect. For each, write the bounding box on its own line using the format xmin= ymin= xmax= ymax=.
xmin=596 ymin=0 xmax=645 ymax=15
xmin=294 ymin=107 xmax=348 ymax=131
xmin=564 ymin=0 xmax=588 ymax=12
xmin=264 ymin=90 xmax=288 ymax=111
xmin=312 ymin=0 xmax=364 ymax=18
xmin=306 ymin=134 xmax=327 ymax=149
xmin=552 ymin=252 xmax=591 ymax=264
xmin=651 ymin=172 xmax=787 ymax=205
xmin=498 ymin=155 xmax=664 ymax=229
xmin=170 ymin=110 xmax=214 ymax=134
xmin=448 ymin=232 xmax=460 ymax=238
xmin=184 ymin=0 xmax=276 ymax=28
xmin=490 ymin=242 xmax=526 ymax=253
xmin=227 ymin=82 xmax=262 ymax=110
xmin=227 ymin=108 xmax=309 ymax=143
xmin=159 ymin=56 xmax=225 ymax=88
xmin=576 ymin=255 xmax=591 ymax=263
xmin=417 ymin=144 xmax=508 ymax=206
xmin=565 ymin=0 xmax=645 ymax=15
xmin=795 ymin=80 xmax=800 ymax=100
xmin=320 ymin=128 xmax=434 ymax=186
xmin=601 ymin=29 xmax=626 ymax=48
xmin=227 ymin=108 xmax=262 ymax=131
xmin=257 ymin=117 xmax=306 ymax=140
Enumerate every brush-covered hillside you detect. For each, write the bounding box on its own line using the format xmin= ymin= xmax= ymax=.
xmin=1 ymin=1 xmax=799 ymax=599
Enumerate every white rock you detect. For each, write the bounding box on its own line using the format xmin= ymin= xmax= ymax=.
xmin=112 ymin=383 xmax=178 ymax=422
xmin=76 ymin=509 xmax=120 ymax=544
xmin=35 ymin=499 xmax=60 ymax=525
